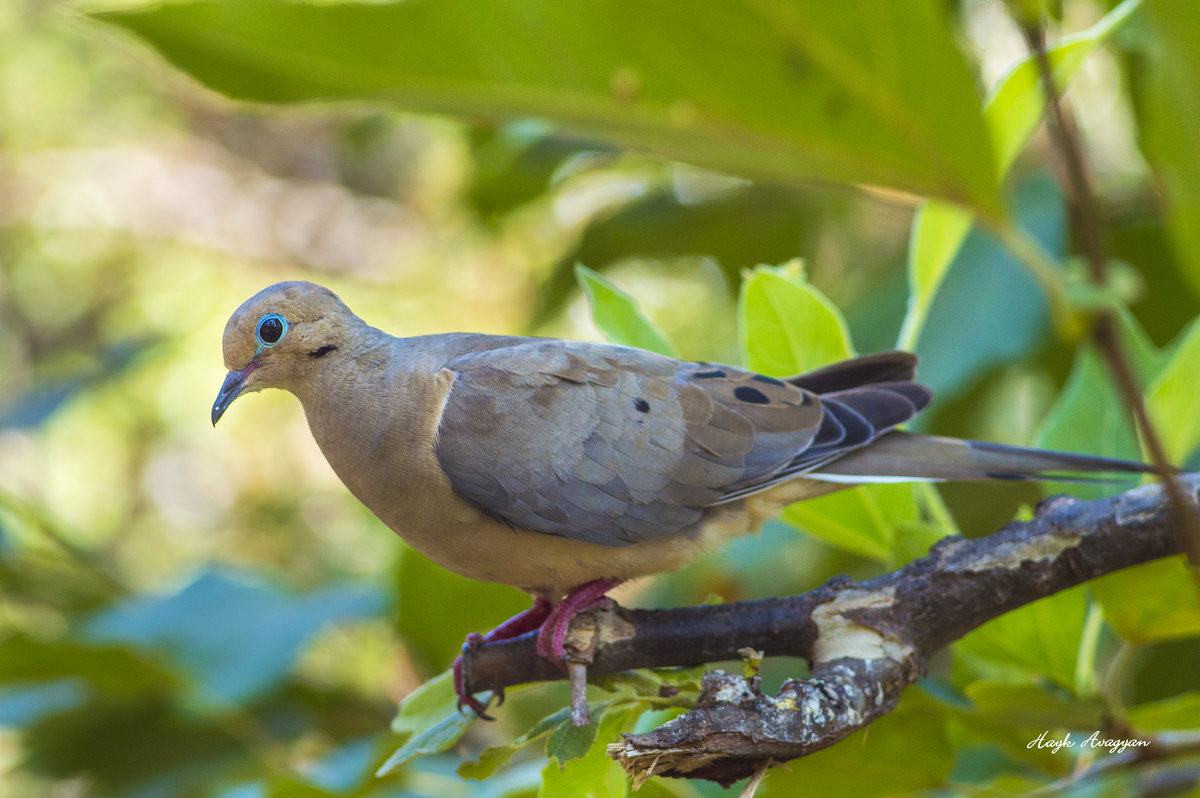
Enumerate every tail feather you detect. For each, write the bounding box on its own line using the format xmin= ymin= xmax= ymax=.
xmin=809 ymin=431 xmax=1155 ymax=484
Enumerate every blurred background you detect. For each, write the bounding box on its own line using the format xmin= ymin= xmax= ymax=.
xmin=2 ymin=0 xmax=1199 ymax=795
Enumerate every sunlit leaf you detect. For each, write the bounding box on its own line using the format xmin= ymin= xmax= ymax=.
xmin=1128 ymin=691 xmax=1200 ymax=730
xmin=954 ymin=584 xmax=1088 ymax=691
xmin=963 ymin=682 xmax=1106 ymax=730
xmin=740 ymin=261 xmax=854 ymax=375
xmin=377 ymin=711 xmax=474 ymax=776
xmin=1091 ymin=556 xmax=1200 ymax=643
xmin=575 ymin=264 xmax=676 ymax=356
xmin=897 ymin=0 xmax=1140 ymax=349
xmin=391 ymin=670 xmax=461 ymax=735
xmin=1146 ymin=314 xmax=1200 ymax=463
xmin=781 ymin=484 xmax=909 ymax=563
xmin=545 ymin=700 xmax=616 ymax=764
xmin=983 ymin=0 xmax=1140 ymax=176
xmin=539 ymin=704 xmax=639 ymax=798
xmin=758 ymin=696 xmax=952 ymax=797
xmin=896 ymin=201 xmax=973 ymax=351
xmin=1142 ymin=0 xmax=1200 ymax=300
xmin=96 ymin=0 xmax=1001 ymax=215
xmin=1034 ymin=308 xmax=1165 ymax=500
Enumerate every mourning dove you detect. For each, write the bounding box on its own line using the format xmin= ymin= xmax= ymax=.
xmin=212 ymin=281 xmax=1150 ymax=713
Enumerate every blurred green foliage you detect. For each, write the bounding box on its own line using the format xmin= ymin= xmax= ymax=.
xmin=1 ymin=0 xmax=1199 ymax=796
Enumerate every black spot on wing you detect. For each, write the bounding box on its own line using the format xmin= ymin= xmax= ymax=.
xmin=752 ymin=374 xmax=787 ymax=387
xmin=694 ymin=368 xmax=727 ymax=379
xmin=733 ymin=386 xmax=770 ymax=405
xmin=633 ymin=398 xmax=650 ymax=413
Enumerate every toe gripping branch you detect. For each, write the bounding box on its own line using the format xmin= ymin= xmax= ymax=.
xmin=454 ymin=578 xmax=623 ymax=724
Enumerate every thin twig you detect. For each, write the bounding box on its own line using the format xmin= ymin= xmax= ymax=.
xmin=1020 ymin=21 xmax=1200 ymax=578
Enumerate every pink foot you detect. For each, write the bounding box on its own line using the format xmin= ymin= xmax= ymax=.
xmin=454 ymin=597 xmax=552 ymax=717
xmin=535 ymin=578 xmax=623 ymax=664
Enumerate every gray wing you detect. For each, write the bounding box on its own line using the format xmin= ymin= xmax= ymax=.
xmin=434 ymin=341 xmax=929 ymax=546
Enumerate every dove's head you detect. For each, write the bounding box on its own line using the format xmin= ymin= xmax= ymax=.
xmin=212 ymin=281 xmax=355 ymax=425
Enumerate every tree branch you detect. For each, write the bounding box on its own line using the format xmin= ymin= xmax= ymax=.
xmin=1019 ymin=22 xmax=1200 ymax=575
xmin=460 ymin=475 xmax=1198 ymax=785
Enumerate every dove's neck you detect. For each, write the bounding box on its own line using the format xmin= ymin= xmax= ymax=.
xmin=290 ymin=331 xmax=516 ymax=538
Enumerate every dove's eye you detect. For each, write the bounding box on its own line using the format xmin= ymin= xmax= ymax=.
xmin=256 ymin=314 xmax=287 ymax=348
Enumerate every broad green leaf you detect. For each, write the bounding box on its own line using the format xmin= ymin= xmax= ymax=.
xmin=897 ymin=0 xmax=1140 ymax=349
xmin=896 ymin=201 xmax=973 ymax=350
xmin=459 ymin=698 xmax=633 ymax=780
xmin=545 ymin=700 xmax=617 ymax=764
xmin=391 ymin=670 xmax=461 ymax=735
xmin=1146 ymin=314 xmax=1200 ymax=463
xmin=575 ymin=264 xmax=676 ymax=356
xmin=954 ymin=584 xmax=1088 ymax=691
xmin=539 ymin=705 xmax=639 ymax=798
xmin=96 ymin=0 xmax=1002 ymax=215
xmin=1091 ymin=556 xmax=1200 ymax=643
xmin=964 ymin=682 xmax=1106 ymax=730
xmin=781 ymin=483 xmax=912 ymax=562
xmin=1034 ymin=308 xmax=1165 ymax=500
xmin=1142 ymin=0 xmax=1200 ymax=300
xmin=377 ymin=710 xmax=474 ymax=776
xmin=740 ymin=262 xmax=854 ymax=375
xmin=1128 ymin=691 xmax=1200 ymax=730
xmin=758 ymin=696 xmax=952 ymax=797
xmin=983 ymin=0 xmax=1141 ymax=177
xmin=381 ymin=671 xmax=475 ymax=775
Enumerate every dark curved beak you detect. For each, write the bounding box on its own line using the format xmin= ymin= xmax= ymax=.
xmin=211 ymin=364 xmax=255 ymax=426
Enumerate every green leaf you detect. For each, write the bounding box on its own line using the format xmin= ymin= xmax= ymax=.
xmin=1091 ymin=556 xmax=1200 ymax=643
xmin=381 ymin=671 xmax=475 ymax=775
xmin=964 ymin=681 xmax=1106 ymax=730
xmin=896 ymin=201 xmax=973 ymax=350
xmin=954 ymin=584 xmax=1089 ymax=691
xmin=758 ymin=696 xmax=952 ymax=797
xmin=1034 ymin=308 xmax=1165 ymax=500
xmin=1141 ymin=0 xmax=1200 ymax=300
xmin=545 ymin=700 xmax=616 ymax=764
xmin=377 ymin=709 xmax=474 ymax=776
xmin=1128 ymin=691 xmax=1200 ymax=730
xmin=459 ymin=698 xmax=627 ymax=780
xmin=983 ymin=0 xmax=1141 ymax=177
xmin=390 ymin=670 xmax=462 ymax=735
xmin=1146 ymin=314 xmax=1200 ymax=463
xmin=739 ymin=262 xmax=854 ymax=376
xmin=781 ymin=483 xmax=909 ymax=562
xmin=896 ymin=0 xmax=1141 ymax=349
xmin=575 ymin=264 xmax=676 ymax=356
xmin=96 ymin=0 xmax=1001 ymax=215
xmin=539 ymin=704 xmax=639 ymax=798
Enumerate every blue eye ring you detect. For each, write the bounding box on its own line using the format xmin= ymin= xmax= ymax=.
xmin=255 ymin=313 xmax=288 ymax=349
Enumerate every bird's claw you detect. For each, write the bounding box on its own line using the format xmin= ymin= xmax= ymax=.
xmin=453 ymin=645 xmax=496 ymax=720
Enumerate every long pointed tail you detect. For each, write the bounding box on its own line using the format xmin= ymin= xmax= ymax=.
xmin=809 ymin=431 xmax=1156 ymax=484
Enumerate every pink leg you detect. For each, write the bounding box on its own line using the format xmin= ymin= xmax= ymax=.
xmin=454 ymin=598 xmax=552 ymax=716
xmin=535 ymin=578 xmax=624 ymax=664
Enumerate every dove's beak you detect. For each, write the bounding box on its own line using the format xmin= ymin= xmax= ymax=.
xmin=211 ymin=362 xmax=257 ymax=426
